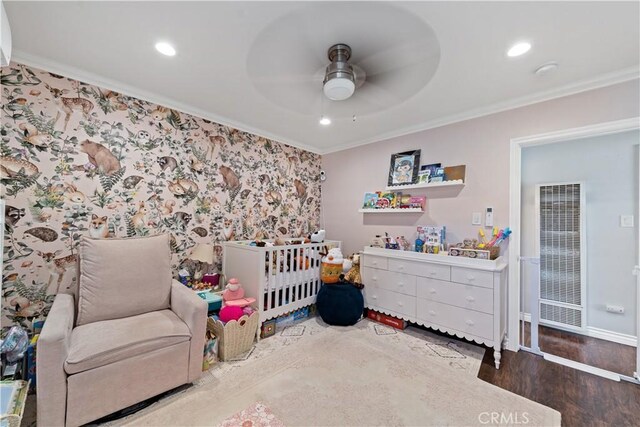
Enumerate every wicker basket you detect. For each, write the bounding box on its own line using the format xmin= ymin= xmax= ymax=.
xmin=207 ymin=311 xmax=259 ymax=361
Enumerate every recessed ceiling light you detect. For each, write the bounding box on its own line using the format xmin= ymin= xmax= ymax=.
xmin=319 ymin=116 xmax=331 ymax=126
xmin=155 ymin=42 xmax=176 ymax=57
xmin=507 ymin=42 xmax=531 ymax=58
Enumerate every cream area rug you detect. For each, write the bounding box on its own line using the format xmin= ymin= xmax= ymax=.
xmin=120 ymin=317 xmax=560 ymax=427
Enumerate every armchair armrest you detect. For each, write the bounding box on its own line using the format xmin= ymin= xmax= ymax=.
xmin=37 ymin=293 xmax=75 ymax=427
xmin=171 ymin=280 xmax=207 ymax=382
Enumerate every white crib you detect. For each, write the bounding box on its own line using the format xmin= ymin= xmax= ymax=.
xmin=223 ymin=239 xmax=341 ymax=328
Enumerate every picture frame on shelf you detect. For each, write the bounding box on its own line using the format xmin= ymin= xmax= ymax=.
xmin=418 ymin=163 xmax=441 ymax=183
xmin=362 ymin=192 xmax=379 ymax=209
xmin=429 ymin=167 xmax=445 ymax=182
xmin=388 ymin=150 xmax=421 ymax=186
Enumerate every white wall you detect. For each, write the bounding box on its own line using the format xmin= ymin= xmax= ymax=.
xmin=322 ymin=79 xmax=640 ymax=257
xmin=521 ymin=130 xmax=639 ymax=337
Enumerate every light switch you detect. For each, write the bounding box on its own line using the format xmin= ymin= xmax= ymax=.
xmin=472 ymin=212 xmax=482 ymax=225
xmin=620 ymin=215 xmax=634 ymax=228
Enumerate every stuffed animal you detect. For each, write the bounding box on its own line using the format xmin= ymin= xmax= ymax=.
xmin=321 ymin=247 xmax=344 ymax=284
xmin=223 ymin=278 xmax=245 ymax=301
xmin=219 ymin=305 xmax=244 ymax=323
xmin=222 ymin=278 xmax=256 ymax=308
xmin=344 ymin=253 xmax=363 ymax=289
xmin=310 ymin=229 xmax=326 ymax=243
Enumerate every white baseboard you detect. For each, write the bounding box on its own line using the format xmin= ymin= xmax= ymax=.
xmin=543 ymin=353 xmax=621 ymax=382
xmin=520 ymin=312 xmax=637 ymax=347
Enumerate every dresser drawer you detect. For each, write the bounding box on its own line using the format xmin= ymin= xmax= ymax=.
xmin=361 ymin=267 xmax=389 ymax=288
xmin=417 ymin=277 xmax=493 ymax=314
xmin=364 ymin=287 xmax=416 ymax=318
xmin=389 ymin=259 xmax=450 ymax=281
xmin=417 ymin=299 xmax=494 ymax=340
xmin=380 ymin=272 xmax=417 ymax=296
xmin=451 ymin=267 xmax=494 ymax=289
xmin=363 ymin=254 xmax=388 ymax=270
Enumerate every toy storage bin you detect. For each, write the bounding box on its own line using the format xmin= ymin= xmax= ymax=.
xmin=207 ymin=311 xmax=259 ymax=361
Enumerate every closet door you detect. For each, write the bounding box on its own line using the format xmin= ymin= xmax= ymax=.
xmin=536 ymin=182 xmax=586 ymax=332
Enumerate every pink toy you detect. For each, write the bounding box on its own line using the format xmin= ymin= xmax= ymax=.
xmin=222 ymin=278 xmax=256 ymax=308
xmin=219 ymin=305 xmax=244 ymax=323
xmin=223 ymin=278 xmax=245 ymax=301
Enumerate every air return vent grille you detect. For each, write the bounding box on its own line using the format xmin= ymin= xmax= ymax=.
xmin=537 ymin=183 xmax=585 ymax=332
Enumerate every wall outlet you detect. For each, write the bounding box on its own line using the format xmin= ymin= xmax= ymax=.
xmin=606 ymin=305 xmax=625 ymax=314
xmin=485 ymin=207 xmax=494 ymax=227
xmin=472 ymin=212 xmax=482 ymax=225
xmin=620 ymin=215 xmax=634 ymax=228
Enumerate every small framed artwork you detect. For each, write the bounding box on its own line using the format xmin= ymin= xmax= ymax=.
xmin=418 ymin=163 xmax=441 ymax=183
xmin=388 ymin=150 xmax=421 ymax=186
xmin=362 ymin=192 xmax=379 ymax=209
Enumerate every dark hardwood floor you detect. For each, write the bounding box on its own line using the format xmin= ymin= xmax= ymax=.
xmin=522 ymin=323 xmax=636 ymax=377
xmin=479 ymin=326 xmax=640 ymax=427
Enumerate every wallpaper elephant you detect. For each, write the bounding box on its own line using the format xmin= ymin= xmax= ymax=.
xmin=1 ymin=63 xmax=322 ymax=331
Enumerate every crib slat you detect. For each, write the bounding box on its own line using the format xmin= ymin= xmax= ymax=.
xmin=267 ymin=250 xmax=273 ymax=311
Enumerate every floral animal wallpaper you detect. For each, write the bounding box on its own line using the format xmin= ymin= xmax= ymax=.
xmin=1 ymin=63 xmax=321 ymax=331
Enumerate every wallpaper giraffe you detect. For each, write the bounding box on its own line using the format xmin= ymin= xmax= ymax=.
xmin=1 ymin=63 xmax=322 ymax=331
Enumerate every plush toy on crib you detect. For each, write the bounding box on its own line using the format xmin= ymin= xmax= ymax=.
xmin=309 ymin=229 xmax=326 ymax=243
xmin=344 ymin=253 xmax=364 ymax=289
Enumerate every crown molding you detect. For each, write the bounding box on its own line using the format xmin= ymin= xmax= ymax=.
xmin=11 ymin=50 xmax=638 ymax=156
xmin=10 ymin=50 xmax=322 ymax=155
xmin=321 ymin=65 xmax=640 ymax=154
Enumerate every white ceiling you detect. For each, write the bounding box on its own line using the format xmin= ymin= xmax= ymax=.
xmin=5 ymin=1 xmax=640 ymax=154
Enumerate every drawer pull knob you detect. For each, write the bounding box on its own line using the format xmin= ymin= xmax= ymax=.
xmin=398 ymin=265 xmax=404 ymax=270
xmin=372 ymin=295 xmax=378 ymax=299
xmin=467 ymin=275 xmax=475 ymax=281
xmin=429 ymin=289 xmax=437 ymax=294
xmin=428 ymin=310 xmax=436 ymax=316
xmin=465 ymin=320 xmax=475 ymax=326
xmin=429 ymin=271 xmax=437 ymax=276
xmin=398 ymin=302 xmax=404 ymax=307
xmin=372 ymin=277 xmax=378 ymax=281
xmin=466 ymin=296 xmax=475 ymax=302
xmin=372 ymin=261 xmax=377 ymax=265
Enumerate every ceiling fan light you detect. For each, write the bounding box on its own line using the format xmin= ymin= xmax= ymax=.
xmin=323 ymin=77 xmax=355 ymax=101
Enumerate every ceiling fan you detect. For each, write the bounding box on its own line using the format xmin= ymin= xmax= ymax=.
xmin=246 ymin=2 xmax=441 ymax=117
xmin=322 ymin=43 xmax=364 ymax=101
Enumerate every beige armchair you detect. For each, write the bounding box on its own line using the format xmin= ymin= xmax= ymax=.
xmin=37 ymin=234 xmax=207 ymax=427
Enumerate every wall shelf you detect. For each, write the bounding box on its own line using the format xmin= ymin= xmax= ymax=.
xmin=358 ymin=208 xmax=424 ymax=213
xmin=385 ymin=179 xmax=465 ymax=191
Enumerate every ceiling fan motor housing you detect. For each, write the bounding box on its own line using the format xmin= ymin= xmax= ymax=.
xmin=323 ymin=43 xmax=356 ymax=101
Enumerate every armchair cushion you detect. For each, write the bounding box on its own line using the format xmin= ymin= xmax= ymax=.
xmin=65 ymin=309 xmax=190 ymax=374
xmin=77 ymin=234 xmax=172 ymax=326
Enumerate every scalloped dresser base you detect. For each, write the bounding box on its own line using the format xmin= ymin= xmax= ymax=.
xmin=361 ymin=247 xmax=508 ymax=369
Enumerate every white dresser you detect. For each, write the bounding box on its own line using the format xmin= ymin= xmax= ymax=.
xmin=361 ymin=246 xmax=508 ymax=368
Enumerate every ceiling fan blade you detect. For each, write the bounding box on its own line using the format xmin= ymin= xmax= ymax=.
xmin=352 ymin=81 xmax=403 ymax=108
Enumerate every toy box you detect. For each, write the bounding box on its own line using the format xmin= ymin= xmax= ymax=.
xmin=197 ymin=291 xmax=223 ymax=312
xmin=448 ymin=246 xmax=499 ymax=260
xmin=366 ymin=309 xmax=407 ymax=330
xmin=207 ymin=312 xmax=259 ymax=361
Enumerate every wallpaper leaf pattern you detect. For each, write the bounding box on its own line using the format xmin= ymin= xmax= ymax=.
xmin=1 ymin=63 xmax=321 ymax=331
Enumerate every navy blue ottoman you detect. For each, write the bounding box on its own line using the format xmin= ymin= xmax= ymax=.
xmin=316 ymin=281 xmax=364 ymax=326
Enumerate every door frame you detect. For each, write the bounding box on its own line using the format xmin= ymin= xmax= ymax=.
xmin=507 ymin=117 xmax=640 ymax=352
